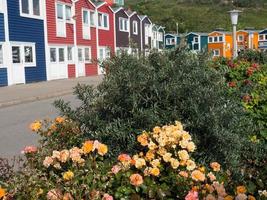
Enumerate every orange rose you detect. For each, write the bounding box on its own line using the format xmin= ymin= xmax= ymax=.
xmin=191 ymin=170 xmax=205 ymax=182
xmin=179 ymin=171 xmax=189 ymax=178
xmin=210 ymin=162 xmax=221 ymax=172
xmin=98 ymin=143 xmax=108 ymax=156
xmin=137 ymin=133 xmax=149 ymax=146
xmin=236 ymin=186 xmax=247 ymax=194
xmin=82 ymin=141 xmax=94 ymax=154
xmin=29 ymin=120 xmax=42 ymax=132
xmin=118 ymin=154 xmax=131 ymax=162
xmin=224 ymin=195 xmax=234 ymax=200
xmin=55 ymin=116 xmax=65 ymax=123
xmin=130 ymin=173 xmax=143 ymax=186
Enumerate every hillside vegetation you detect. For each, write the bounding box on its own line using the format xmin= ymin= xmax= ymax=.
xmin=125 ymin=0 xmax=267 ymax=33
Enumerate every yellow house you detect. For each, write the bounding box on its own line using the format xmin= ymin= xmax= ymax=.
xmin=208 ymin=31 xmax=233 ymax=58
xmin=237 ymin=30 xmax=259 ymax=51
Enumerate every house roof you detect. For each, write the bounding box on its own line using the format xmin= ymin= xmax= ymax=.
xmin=110 ymin=6 xmax=125 ymax=14
xmin=186 ymin=32 xmax=209 ymax=37
xmin=125 ymin=10 xmax=135 ymax=17
xmin=92 ymin=1 xmax=106 ymax=7
xmin=139 ymin=15 xmax=152 ymax=24
xmin=208 ymin=31 xmax=232 ymax=35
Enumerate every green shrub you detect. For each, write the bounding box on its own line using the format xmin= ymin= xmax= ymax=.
xmin=55 ymin=50 xmax=257 ymax=176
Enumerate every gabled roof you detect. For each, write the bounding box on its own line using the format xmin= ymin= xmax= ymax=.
xmin=186 ymin=32 xmax=208 ymax=37
xmin=237 ymin=29 xmax=260 ymax=34
xmin=165 ymin=33 xmax=177 ymax=37
xmin=208 ymin=31 xmax=232 ymax=35
xmin=92 ymin=1 xmax=106 ymax=8
xmin=258 ymin=29 xmax=267 ymax=34
xmin=139 ymin=15 xmax=152 ymax=24
xmin=110 ymin=6 xmax=126 ymax=14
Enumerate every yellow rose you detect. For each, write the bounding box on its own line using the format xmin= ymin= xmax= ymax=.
xmin=98 ymin=143 xmax=108 ymax=156
xmin=157 ymin=147 xmax=167 ymax=156
xmin=55 ymin=116 xmax=65 ymax=123
xmin=191 ymin=170 xmax=205 ymax=181
xmin=182 ymin=132 xmax=191 ymax=141
xmin=145 ymin=151 xmax=155 ymax=161
xmin=30 ymin=120 xmax=42 ymax=132
xmin=175 ymin=121 xmax=183 ymax=130
xmin=137 ymin=132 xmax=149 ymax=146
xmin=153 ymin=126 xmax=161 ymax=134
xmin=170 ymin=158 xmax=179 ymax=169
xmin=149 ymin=167 xmax=160 ymax=176
xmin=63 ymin=170 xmax=74 ymax=181
xmin=178 ymin=150 xmax=189 ymax=161
xmin=134 ymin=158 xmax=146 ymax=169
xmin=148 ymin=141 xmax=157 ymax=150
xmin=162 ymin=153 xmax=172 ymax=162
xmin=82 ymin=140 xmax=94 ymax=154
xmin=187 ymin=142 xmax=196 ymax=152
xmin=150 ymin=159 xmax=161 ymax=168
xmin=186 ymin=159 xmax=196 ymax=171
xmin=179 ymin=140 xmax=189 ymax=148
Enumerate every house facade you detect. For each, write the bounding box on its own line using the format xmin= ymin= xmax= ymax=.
xmin=1 ymin=0 xmax=47 ymax=86
xmin=186 ymin=32 xmax=208 ymax=52
xmin=127 ymin=10 xmax=141 ymax=55
xmin=258 ymin=29 xmax=267 ymax=51
xmin=237 ymin=30 xmax=258 ymax=51
xmin=208 ymin=31 xmax=233 ymax=58
xmin=140 ymin=15 xmax=152 ymax=54
xmin=165 ymin=34 xmax=177 ymax=49
xmin=152 ymin=25 xmax=165 ymax=51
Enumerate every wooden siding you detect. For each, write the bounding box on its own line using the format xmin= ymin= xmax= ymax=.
xmin=129 ymin=14 xmax=141 ymax=51
xmin=98 ymin=4 xmax=115 ymax=54
xmin=115 ymin=9 xmax=129 ymax=48
xmin=8 ymin=0 xmax=47 ymax=83
xmin=68 ymin=64 xmax=75 ymax=78
xmin=46 ymin=0 xmax=74 ymax=44
xmin=0 ymin=14 xmax=5 ymax=41
xmin=0 ymin=68 xmax=8 ymax=87
xmin=85 ymin=63 xmax=97 ymax=76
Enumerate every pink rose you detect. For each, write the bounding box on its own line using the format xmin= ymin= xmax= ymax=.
xmin=185 ymin=190 xmax=199 ymax=200
xmin=111 ymin=165 xmax=121 ymax=174
xmin=103 ymin=194 xmax=113 ymax=200
xmin=21 ymin=145 xmax=37 ymax=154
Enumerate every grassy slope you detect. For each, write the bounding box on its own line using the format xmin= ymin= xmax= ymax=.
xmin=125 ymin=0 xmax=267 ymax=33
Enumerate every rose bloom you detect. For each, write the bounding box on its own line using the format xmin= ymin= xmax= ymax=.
xmin=63 ymin=170 xmax=74 ymax=181
xmin=179 ymin=140 xmax=189 ymax=148
xmin=145 ymin=150 xmax=155 ymax=161
xmin=175 ymin=121 xmax=183 ymax=130
xmin=118 ymin=154 xmax=131 ymax=162
xmin=103 ymin=193 xmax=113 ymax=200
xmin=59 ymin=150 xmax=69 ymax=163
xmin=206 ymin=194 xmax=216 ymax=200
xmin=224 ymin=195 xmax=234 ymax=200
xmin=213 ymin=182 xmax=227 ymax=197
xmin=111 ymin=165 xmax=121 ymax=174
xmin=170 ymin=158 xmax=179 ymax=169
xmin=236 ymin=186 xmax=247 ymax=194
xmin=205 ymin=184 xmax=214 ymax=193
xmin=130 ymin=173 xmax=143 ymax=186
xmin=182 ymin=132 xmax=192 ymax=141
xmin=82 ymin=140 xmax=94 ymax=154
xmin=210 ymin=162 xmax=221 ymax=172
xmin=235 ymin=194 xmax=248 ymax=200
xmin=43 ymin=156 xmax=54 ymax=168
xmin=30 ymin=120 xmax=42 ymax=132
xmin=53 ymin=162 xmax=62 ymax=169
xmin=22 ymin=145 xmax=37 ymax=154
xmin=178 ymin=150 xmax=189 ymax=161
xmin=134 ymin=157 xmax=146 ymax=169
xmin=149 ymin=167 xmax=160 ymax=176
xmin=186 ymin=159 xmax=196 ymax=171
xmin=191 ymin=170 xmax=205 ymax=182
xmin=0 ymin=187 xmax=6 ymax=198
xmin=157 ymin=147 xmax=167 ymax=156
xmin=52 ymin=150 xmax=61 ymax=159
xmin=228 ymin=81 xmax=236 ymax=88
xmin=162 ymin=152 xmax=172 ymax=162
xmin=153 ymin=126 xmax=161 ymax=134
xmin=150 ymin=159 xmax=160 ymax=168
xmin=207 ymin=172 xmax=216 ymax=181
xmin=55 ymin=116 xmax=65 ymax=123
xmin=70 ymin=147 xmax=82 ymax=162
xmin=179 ymin=171 xmax=189 ymax=178
xmin=98 ymin=143 xmax=108 ymax=156
xmin=47 ymin=189 xmax=63 ymax=200
xmin=148 ymin=141 xmax=157 ymax=150
xmin=137 ymin=133 xmax=149 ymax=146
xmin=248 ymin=195 xmax=256 ymax=200
xmin=185 ymin=190 xmax=199 ymax=200
xmin=187 ymin=142 xmax=196 ymax=152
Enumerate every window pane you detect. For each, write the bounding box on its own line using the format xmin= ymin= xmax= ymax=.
xmin=84 ymin=48 xmax=90 ymax=61
xmin=50 ymin=48 xmax=56 ymax=62
xmin=90 ymin=12 xmax=95 ymax=26
xmin=67 ymin=47 xmax=73 ymax=61
xmin=98 ymin=13 xmax=102 ymax=26
xmin=219 ymin=36 xmax=223 ymax=42
xmin=124 ymin=20 xmax=127 ymax=31
xmin=83 ymin=10 xmax=89 ymax=24
xmin=119 ymin=18 xmax=123 ymax=30
xmin=214 ymin=37 xmax=218 ymax=42
xmin=66 ymin=6 xmax=71 ymax=20
xmin=57 ymin=4 xmax=63 ymax=19
xmin=106 ymin=48 xmax=110 ymax=58
xmin=12 ymin=46 xmax=21 ymax=63
xmin=24 ymin=46 xmax=33 ymax=63
xmin=59 ymin=48 xmax=65 ymax=62
xmin=99 ymin=49 xmax=104 ymax=60
xmin=0 ymin=45 xmax=3 ymax=64
xmin=78 ymin=48 xmax=83 ymax=62
xmin=259 ymin=35 xmax=264 ymax=40
xmin=33 ymin=0 xmax=40 ymax=16
xmin=22 ymin=0 xmax=29 ymax=14
xmin=103 ymin=15 xmax=108 ymax=28
xmin=209 ymin=37 xmax=212 ymax=42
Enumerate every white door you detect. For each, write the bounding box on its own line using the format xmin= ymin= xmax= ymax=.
xmin=49 ymin=47 xmax=68 ymax=80
xmin=11 ymin=45 xmax=25 ymax=84
xmin=77 ymin=48 xmax=85 ymax=77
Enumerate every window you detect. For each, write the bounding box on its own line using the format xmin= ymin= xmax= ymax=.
xmin=12 ymin=46 xmax=21 ymax=64
xmin=20 ymin=0 xmax=41 ymax=18
xmin=166 ymin=38 xmax=175 ymax=45
xmin=57 ymin=4 xmax=64 ymax=19
xmin=265 ymin=35 xmax=267 ymax=40
xmin=99 ymin=47 xmax=110 ymax=62
xmin=133 ymin=21 xmax=138 ymax=35
xmin=67 ymin=46 xmax=73 ymax=61
xmin=58 ymin=48 xmax=65 ymax=62
xmin=82 ymin=9 xmax=91 ymax=39
xmin=78 ymin=48 xmax=83 ymax=62
xmin=158 ymin=32 xmax=163 ymax=41
xmin=65 ymin=5 xmax=72 ymax=21
xmin=24 ymin=46 xmax=33 ymax=63
xmin=119 ymin=17 xmax=128 ymax=32
xmin=238 ymin=35 xmax=244 ymax=42
xmin=98 ymin=13 xmax=109 ymax=29
xmin=84 ymin=47 xmax=91 ymax=62
xmin=219 ymin=36 xmax=223 ymax=42
xmin=0 ymin=0 xmax=4 ymax=13
xmin=56 ymin=3 xmax=73 ymax=37
xmin=208 ymin=37 xmax=212 ymax=43
xmin=0 ymin=45 xmax=3 ymax=65
xmin=213 ymin=49 xmax=220 ymax=57
xmin=50 ymin=48 xmax=57 ymax=63
xmin=259 ymin=35 xmax=264 ymax=41
xmin=214 ymin=37 xmax=218 ymax=42
xmin=194 ymin=37 xmax=199 ymax=43
xmin=90 ymin=11 xmax=95 ymax=26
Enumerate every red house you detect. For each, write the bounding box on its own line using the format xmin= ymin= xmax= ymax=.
xmin=45 ymin=0 xmax=98 ymax=80
xmin=94 ymin=1 xmax=115 ymax=74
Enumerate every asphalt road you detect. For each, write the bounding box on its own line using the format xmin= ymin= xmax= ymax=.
xmin=0 ymin=94 xmax=79 ymax=158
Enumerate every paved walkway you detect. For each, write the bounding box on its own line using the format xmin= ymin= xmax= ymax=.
xmin=0 ymin=76 xmax=103 ymax=108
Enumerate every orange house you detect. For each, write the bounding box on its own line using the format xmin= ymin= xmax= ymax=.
xmin=236 ymin=30 xmax=259 ymax=51
xmin=208 ymin=31 xmax=233 ymax=58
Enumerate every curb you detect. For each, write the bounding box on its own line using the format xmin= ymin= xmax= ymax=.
xmin=0 ymin=90 xmax=74 ymax=109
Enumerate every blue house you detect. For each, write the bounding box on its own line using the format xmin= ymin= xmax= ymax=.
xmin=258 ymin=29 xmax=267 ymax=51
xmin=165 ymin=34 xmax=178 ymax=49
xmin=185 ymin=32 xmax=208 ymax=52
xmin=0 ymin=0 xmax=47 ymax=86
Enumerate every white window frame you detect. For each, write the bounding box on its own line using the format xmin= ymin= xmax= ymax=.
xmin=49 ymin=46 xmax=67 ymax=64
xmin=208 ymin=37 xmax=213 ymax=43
xmin=19 ymin=0 xmax=43 ymax=19
xmin=259 ymin=34 xmax=264 ymax=41
xmin=49 ymin=47 xmax=57 ymax=63
xmin=98 ymin=12 xmax=109 ymax=30
xmin=0 ymin=0 xmax=4 ymax=13
xmin=56 ymin=2 xmax=73 ymax=37
xmin=67 ymin=46 xmax=74 ymax=63
xmin=238 ymin=35 xmax=244 ymax=42
xmin=193 ymin=37 xmax=199 ymax=43
xmin=218 ymin=36 xmax=223 ymax=42
xmin=90 ymin=11 xmax=96 ymax=27
xmin=158 ymin=32 xmax=163 ymax=42
xmin=166 ymin=38 xmax=173 ymax=45
xmin=82 ymin=8 xmax=91 ymax=40
xmin=0 ymin=43 xmax=3 ymax=67
xmin=10 ymin=42 xmax=36 ymax=67
xmin=58 ymin=47 xmax=65 ymax=63
xmin=213 ymin=49 xmax=220 ymax=57
xmin=133 ymin=20 xmax=138 ymax=35
xmin=84 ymin=47 xmax=92 ymax=63
xmin=119 ymin=17 xmax=129 ymax=32
xmin=99 ymin=46 xmax=111 ymax=62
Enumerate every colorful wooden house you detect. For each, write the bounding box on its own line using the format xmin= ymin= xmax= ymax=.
xmin=1 ymin=0 xmax=47 ymax=86
xmin=152 ymin=25 xmax=165 ymax=51
xmin=140 ymin=15 xmax=152 ymax=55
xmin=101 ymin=0 xmax=124 ymax=6
xmin=186 ymin=32 xmax=208 ymax=52
xmin=258 ymin=29 xmax=267 ymax=51
xmin=165 ymin=34 xmax=177 ymax=49
xmin=112 ymin=7 xmax=130 ymax=54
xmin=236 ymin=29 xmax=259 ymax=51
xmin=126 ymin=10 xmax=142 ymax=55
xmin=208 ymin=31 xmax=233 ymax=58
xmin=94 ymin=1 xmax=115 ymax=74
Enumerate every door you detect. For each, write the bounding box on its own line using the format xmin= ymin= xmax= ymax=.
xmin=11 ymin=45 xmax=25 ymax=84
xmin=77 ymin=48 xmax=85 ymax=77
xmin=49 ymin=47 xmax=68 ymax=80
